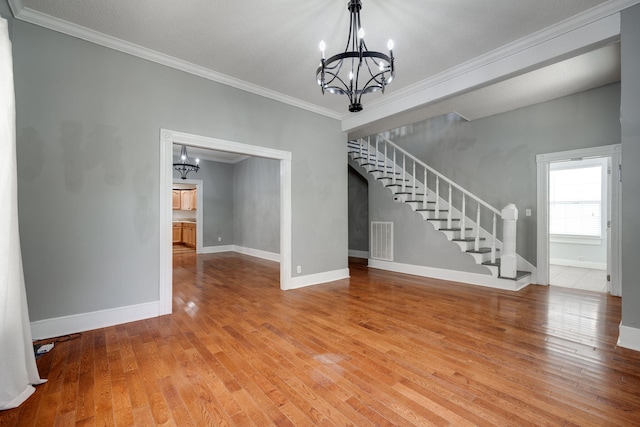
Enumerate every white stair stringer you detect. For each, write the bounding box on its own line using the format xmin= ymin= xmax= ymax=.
xmin=348 ymin=141 xmax=533 ymax=288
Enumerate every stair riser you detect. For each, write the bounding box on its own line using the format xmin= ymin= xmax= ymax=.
xmin=454 ymin=241 xmax=476 ymax=251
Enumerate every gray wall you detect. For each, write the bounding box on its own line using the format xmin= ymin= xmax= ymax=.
xmin=13 ymin=21 xmax=346 ymax=322
xmin=348 ymin=166 xmax=369 ymax=252
xmin=621 ymin=5 xmax=640 ymax=330
xmin=0 ymin=2 xmax=12 ymax=37
xmin=233 ymin=157 xmax=280 ymax=253
xmin=385 ymin=84 xmax=621 ymax=265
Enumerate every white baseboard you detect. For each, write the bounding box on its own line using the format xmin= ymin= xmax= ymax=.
xmin=348 ymin=250 xmax=369 ymax=259
xmin=550 ymin=258 xmax=606 ymax=270
xmin=201 ymin=244 xmax=234 ymax=254
xmin=290 ymin=268 xmax=350 ymax=289
xmin=618 ymin=324 xmax=640 ymax=352
xmin=30 ymin=301 xmax=160 ymax=340
xmin=368 ymin=259 xmax=530 ymax=291
xmin=233 ymin=245 xmax=280 ymax=262
xmin=201 ymin=245 xmax=280 ymax=262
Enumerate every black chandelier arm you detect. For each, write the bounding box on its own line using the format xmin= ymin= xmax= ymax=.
xmin=173 ymin=162 xmax=200 ymax=180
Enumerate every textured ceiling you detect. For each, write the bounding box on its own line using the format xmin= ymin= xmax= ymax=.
xmin=11 ymin=0 xmax=624 ymax=129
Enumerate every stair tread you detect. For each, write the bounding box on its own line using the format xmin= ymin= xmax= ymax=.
xmin=428 ymin=218 xmax=460 ymax=222
xmin=453 ymin=237 xmax=486 ymax=242
xmin=440 ymin=227 xmax=473 ymax=231
xmin=467 ymin=248 xmax=499 ymax=254
xmin=500 ymin=271 xmax=532 ymax=281
xmin=386 ymin=184 xmax=414 ymax=188
xmin=373 ymin=170 xmax=402 ymax=175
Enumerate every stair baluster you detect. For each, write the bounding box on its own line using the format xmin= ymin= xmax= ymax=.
xmin=491 ymin=213 xmax=497 ymax=264
xmin=402 ymin=154 xmax=406 ymax=193
xmin=375 ymin=137 xmax=379 ymax=169
xmin=384 ymin=140 xmax=388 ymax=178
xmin=393 ymin=148 xmax=397 ymax=185
xmin=461 ymin=194 xmax=466 ymax=240
xmin=447 ymin=184 xmax=453 ymax=229
xmin=412 ymin=160 xmax=416 ymax=200
xmin=422 ymin=168 xmax=428 ymax=210
xmin=435 ymin=177 xmax=440 ymax=219
xmin=367 ymin=137 xmax=372 ymax=168
xmin=474 ymin=204 xmax=481 ymax=252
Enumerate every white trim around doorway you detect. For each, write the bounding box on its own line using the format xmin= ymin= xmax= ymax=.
xmin=159 ymin=129 xmax=293 ymax=315
xmin=536 ymin=144 xmax=621 ymax=296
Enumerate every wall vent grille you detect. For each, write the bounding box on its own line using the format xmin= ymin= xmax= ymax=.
xmin=370 ymin=221 xmax=393 ymax=261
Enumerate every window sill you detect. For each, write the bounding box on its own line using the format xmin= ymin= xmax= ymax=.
xmin=550 ymin=235 xmax=603 ymax=246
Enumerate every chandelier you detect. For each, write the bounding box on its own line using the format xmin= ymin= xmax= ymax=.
xmin=173 ymin=145 xmax=199 ymax=179
xmin=316 ymin=0 xmax=395 ymax=112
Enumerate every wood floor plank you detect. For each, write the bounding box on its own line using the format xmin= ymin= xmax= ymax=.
xmin=3 ymin=253 xmax=640 ymax=425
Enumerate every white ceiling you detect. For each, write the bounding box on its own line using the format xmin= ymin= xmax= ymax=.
xmin=7 ymin=0 xmax=634 ymax=135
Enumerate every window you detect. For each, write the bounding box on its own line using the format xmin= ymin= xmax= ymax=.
xmin=549 ymin=163 xmax=602 ymax=237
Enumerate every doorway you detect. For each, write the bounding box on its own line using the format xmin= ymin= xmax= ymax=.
xmin=536 ymin=145 xmax=621 ymax=296
xmin=159 ymin=129 xmax=293 ymax=315
xmin=171 ymin=180 xmax=202 ymax=255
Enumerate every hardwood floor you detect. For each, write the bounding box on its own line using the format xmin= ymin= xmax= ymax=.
xmin=3 ymin=253 xmax=640 ymax=426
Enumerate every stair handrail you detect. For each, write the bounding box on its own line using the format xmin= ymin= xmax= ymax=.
xmin=375 ymin=134 xmax=502 ymax=217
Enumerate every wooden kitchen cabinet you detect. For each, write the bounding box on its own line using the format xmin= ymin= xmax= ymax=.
xmin=172 ymin=223 xmax=182 ymax=243
xmin=172 ymin=190 xmax=181 ymax=210
xmin=174 ymin=189 xmax=197 ymax=210
xmin=182 ymin=223 xmax=196 ymax=247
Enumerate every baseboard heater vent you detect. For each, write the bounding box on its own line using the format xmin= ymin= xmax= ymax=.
xmin=371 ymin=221 xmax=393 ymax=261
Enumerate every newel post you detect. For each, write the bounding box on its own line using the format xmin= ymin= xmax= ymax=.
xmin=501 ymin=204 xmax=518 ymax=279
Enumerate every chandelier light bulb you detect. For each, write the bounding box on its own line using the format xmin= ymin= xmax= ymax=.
xmin=319 ymin=40 xmax=326 ymax=58
xmin=349 ymin=70 xmax=354 ymax=80
xmin=181 ymin=154 xmax=186 ymax=161
xmin=195 ymin=158 xmax=200 ymax=164
xmin=358 ymin=28 xmax=365 ymax=39
xmin=387 ymin=39 xmax=394 ymax=51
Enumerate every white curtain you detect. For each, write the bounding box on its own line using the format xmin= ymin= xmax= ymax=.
xmin=0 ymin=17 xmax=46 ymax=411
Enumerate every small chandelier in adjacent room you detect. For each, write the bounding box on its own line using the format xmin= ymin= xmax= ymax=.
xmin=316 ymin=0 xmax=395 ymax=112
xmin=173 ymin=145 xmax=199 ymax=179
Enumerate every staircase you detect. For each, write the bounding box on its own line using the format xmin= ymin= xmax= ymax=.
xmin=348 ymin=136 xmax=532 ymax=290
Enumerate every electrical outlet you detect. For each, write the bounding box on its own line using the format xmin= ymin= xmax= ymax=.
xmin=218 ymin=236 xmax=222 ymax=242
xmin=525 ymin=208 xmax=532 ymax=217
xmin=297 ymin=265 xmax=302 ymax=274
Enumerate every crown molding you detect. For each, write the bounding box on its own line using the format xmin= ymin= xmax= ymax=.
xmin=341 ymin=0 xmax=639 ymax=130
xmin=9 ymin=0 xmax=640 ymax=129
xmin=7 ymin=1 xmax=341 ymax=120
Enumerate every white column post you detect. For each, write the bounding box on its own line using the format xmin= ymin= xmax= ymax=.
xmin=500 ymin=204 xmax=518 ymax=279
